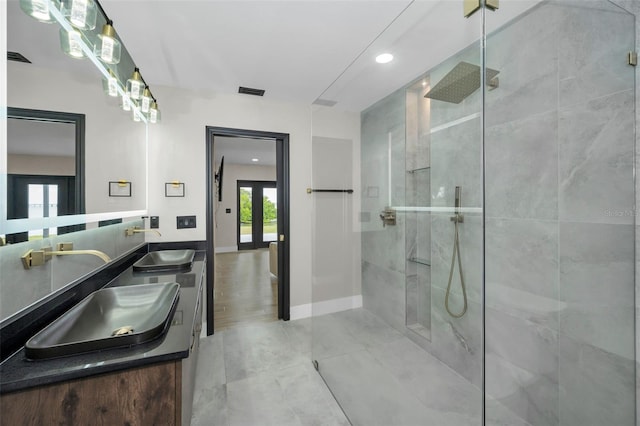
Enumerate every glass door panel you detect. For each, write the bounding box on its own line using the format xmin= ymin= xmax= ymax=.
xmin=238 ymin=181 xmax=277 ymax=250
xmin=262 ymin=187 xmax=277 ymax=243
xmin=484 ymin=1 xmax=636 ymax=425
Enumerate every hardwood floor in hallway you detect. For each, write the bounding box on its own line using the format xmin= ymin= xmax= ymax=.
xmin=213 ymin=249 xmax=278 ymax=331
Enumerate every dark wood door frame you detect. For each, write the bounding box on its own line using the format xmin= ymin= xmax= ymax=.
xmin=205 ymin=126 xmax=290 ymax=335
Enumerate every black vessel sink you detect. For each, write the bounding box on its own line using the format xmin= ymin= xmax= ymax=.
xmin=133 ymin=249 xmax=195 ymax=273
xmin=25 ymin=283 xmax=180 ymax=360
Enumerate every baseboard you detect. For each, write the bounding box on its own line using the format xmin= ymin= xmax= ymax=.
xmin=290 ymin=295 xmax=363 ymax=320
xmin=214 ymin=246 xmax=237 ymax=253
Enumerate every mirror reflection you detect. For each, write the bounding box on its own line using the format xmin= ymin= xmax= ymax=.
xmin=4 ymin=0 xmax=147 ymax=235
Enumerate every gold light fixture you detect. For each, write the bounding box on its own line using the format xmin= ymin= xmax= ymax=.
xmin=96 ymin=20 xmax=121 ymax=64
xmin=141 ymin=86 xmax=153 ymax=113
xmin=149 ymin=101 xmax=161 ymax=124
xmin=102 ymin=69 xmax=119 ymax=97
xmin=127 ymin=67 xmax=144 ymax=100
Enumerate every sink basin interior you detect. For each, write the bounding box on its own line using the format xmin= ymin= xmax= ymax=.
xmin=133 ymin=249 xmax=195 ymax=272
xmin=25 ymin=282 xmax=180 ymax=360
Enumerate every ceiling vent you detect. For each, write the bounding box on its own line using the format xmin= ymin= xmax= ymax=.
xmin=238 ymin=86 xmax=265 ymax=96
xmin=7 ymin=51 xmax=31 ymax=64
xmin=312 ymin=98 xmax=337 ymax=107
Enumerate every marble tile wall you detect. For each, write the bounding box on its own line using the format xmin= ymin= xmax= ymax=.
xmin=359 ymin=1 xmax=638 ymax=425
xmin=484 ymin=1 xmax=636 ymax=425
xmin=0 ymin=220 xmax=144 ymax=321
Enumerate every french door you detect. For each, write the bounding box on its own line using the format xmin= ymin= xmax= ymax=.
xmin=237 ymin=180 xmax=277 ymax=250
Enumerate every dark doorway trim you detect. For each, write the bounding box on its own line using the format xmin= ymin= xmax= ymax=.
xmin=205 ymin=126 xmax=290 ymax=335
xmin=7 ymin=107 xmax=86 ymax=216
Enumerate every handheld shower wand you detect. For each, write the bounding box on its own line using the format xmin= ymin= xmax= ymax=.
xmin=445 ymin=186 xmax=467 ymax=318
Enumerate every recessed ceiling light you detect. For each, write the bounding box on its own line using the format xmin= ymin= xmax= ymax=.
xmin=252 ymin=158 xmax=259 ymax=162
xmin=375 ymin=53 xmax=393 ymax=64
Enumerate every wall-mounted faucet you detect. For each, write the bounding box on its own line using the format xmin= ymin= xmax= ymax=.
xmin=125 ymin=226 xmax=162 ymax=237
xmin=21 ymin=243 xmax=111 ymax=270
xmin=380 ymin=207 xmax=397 ymax=227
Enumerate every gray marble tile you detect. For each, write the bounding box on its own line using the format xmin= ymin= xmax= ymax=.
xmin=192 ymin=384 xmax=229 ymax=426
xmin=559 ymin=222 xmax=635 ymax=358
xmin=430 ymin=214 xmax=483 ymax=304
xmin=485 ymin=111 xmax=558 ymax=220
xmin=311 ymin=313 xmax=367 ymax=361
xmin=558 ymin=90 xmax=635 ymax=225
xmin=223 ymin=322 xmax=309 ymax=382
xmin=558 ymin=2 xmax=634 ymax=108
xmin=485 ymin=308 xmax=559 ymax=426
xmin=331 ymin=308 xmax=405 ymax=349
xmin=485 ymin=3 xmax=560 ymax=128
xmin=485 ymin=397 xmax=532 ymax=426
xmin=361 ymin=260 xmax=406 ymax=331
xmin=369 ymin=337 xmax=481 ymax=421
xmin=318 ymin=349 xmax=435 ymax=426
xmin=485 ymin=218 xmax=558 ymax=303
xmin=558 ymin=335 xmax=635 ymax=426
xmin=430 ymin=117 xmax=482 ymax=210
xmin=406 ymin=273 xmax=418 ymax=326
xmin=430 ymin=288 xmax=482 ymax=387
xmin=281 ymin=317 xmax=312 ymax=358
xmin=360 ymin=216 xmax=406 ymax=274
xmin=226 ymin=364 xmax=349 ymax=426
xmin=196 ymin=332 xmax=226 ymax=388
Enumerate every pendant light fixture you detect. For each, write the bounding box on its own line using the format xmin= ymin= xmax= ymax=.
xmin=102 ymin=69 xmax=119 ymax=97
xmin=141 ymin=86 xmax=153 ymax=113
xmin=96 ymin=20 xmax=121 ymax=64
xmin=133 ymin=109 xmax=141 ymax=122
xmin=127 ymin=68 xmax=144 ymax=100
xmin=122 ymin=93 xmax=132 ymax=112
xmin=64 ymin=0 xmax=97 ymax=30
xmin=19 ymin=0 xmax=61 ymax=23
xmin=149 ymin=102 xmax=161 ymax=124
xmin=59 ymin=27 xmax=87 ymax=59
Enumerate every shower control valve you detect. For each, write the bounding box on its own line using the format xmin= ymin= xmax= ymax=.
xmin=380 ymin=207 xmax=397 ymax=228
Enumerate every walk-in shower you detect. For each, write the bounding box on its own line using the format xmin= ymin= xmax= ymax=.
xmin=311 ymin=0 xmax=637 ymax=425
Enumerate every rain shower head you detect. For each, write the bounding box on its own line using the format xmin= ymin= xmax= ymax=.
xmin=424 ymin=62 xmax=499 ymax=104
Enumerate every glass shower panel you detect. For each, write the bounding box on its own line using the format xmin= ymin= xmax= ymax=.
xmin=311 ymin=1 xmax=490 ymax=424
xmin=484 ymin=1 xmax=636 ymax=425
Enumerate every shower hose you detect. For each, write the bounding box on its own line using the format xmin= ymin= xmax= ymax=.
xmin=445 ymin=216 xmax=468 ymax=318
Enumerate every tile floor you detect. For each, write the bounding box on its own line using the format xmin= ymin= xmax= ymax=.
xmin=192 ymin=308 xmax=529 ymax=426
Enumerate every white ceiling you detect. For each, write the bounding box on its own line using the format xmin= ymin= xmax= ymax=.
xmin=7 ymin=118 xmax=76 ymax=157
xmin=214 ymin=136 xmax=276 ymax=167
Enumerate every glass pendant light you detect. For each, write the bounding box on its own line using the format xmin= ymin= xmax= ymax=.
xmin=19 ymin=0 xmax=61 ymax=23
xmin=126 ymin=68 xmax=144 ymax=100
xmin=141 ymin=87 xmax=153 ymax=113
xmin=122 ymin=93 xmax=132 ymax=111
xmin=64 ymin=0 xmax=97 ymax=30
xmin=149 ymin=102 xmax=161 ymax=124
xmin=96 ymin=20 xmax=121 ymax=64
xmin=59 ymin=27 xmax=87 ymax=59
xmin=102 ymin=69 xmax=119 ymax=97
xmin=133 ymin=109 xmax=141 ymax=122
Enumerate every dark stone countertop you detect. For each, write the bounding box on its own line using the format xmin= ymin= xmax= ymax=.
xmin=0 ymin=250 xmax=206 ymax=394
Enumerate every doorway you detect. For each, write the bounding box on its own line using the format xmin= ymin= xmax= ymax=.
xmin=206 ymin=127 xmax=290 ymax=336
xmin=237 ymin=180 xmax=277 ymax=250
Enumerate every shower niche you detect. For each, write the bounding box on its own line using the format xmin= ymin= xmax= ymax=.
xmin=404 ymin=77 xmax=432 ymax=340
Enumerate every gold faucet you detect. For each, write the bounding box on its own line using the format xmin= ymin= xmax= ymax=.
xmin=21 ymin=243 xmax=111 ymax=270
xmin=125 ymin=226 xmax=162 ymax=237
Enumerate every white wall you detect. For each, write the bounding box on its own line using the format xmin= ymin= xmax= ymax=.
xmin=214 ymin=163 xmax=276 ymax=251
xmin=7 ymin=62 xmax=147 ymax=214
xmin=146 ymin=86 xmax=361 ymax=311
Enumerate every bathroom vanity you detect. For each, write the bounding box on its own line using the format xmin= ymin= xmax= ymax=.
xmin=0 ymin=243 xmax=206 ymax=425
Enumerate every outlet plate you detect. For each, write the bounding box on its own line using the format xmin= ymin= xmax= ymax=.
xmin=150 ymin=216 xmax=159 ymax=229
xmin=177 ymin=215 xmax=196 ymax=229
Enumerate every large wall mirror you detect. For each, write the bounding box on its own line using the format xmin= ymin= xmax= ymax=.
xmin=2 ymin=0 xmax=148 ymax=237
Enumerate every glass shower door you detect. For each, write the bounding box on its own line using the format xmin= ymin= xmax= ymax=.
xmin=484 ymin=1 xmax=637 ymax=425
xmin=311 ymin=1 xmax=488 ymax=424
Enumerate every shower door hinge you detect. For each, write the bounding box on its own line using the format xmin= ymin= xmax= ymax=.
xmin=313 ymin=360 xmax=319 ymax=371
xmin=464 ymin=0 xmax=498 ymax=18
xmin=628 ymin=51 xmax=637 ymax=66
